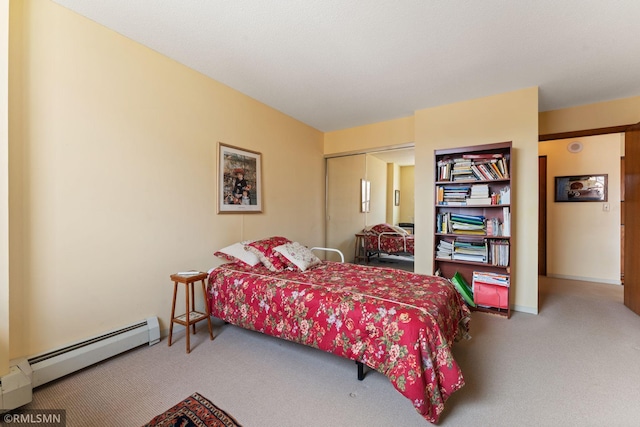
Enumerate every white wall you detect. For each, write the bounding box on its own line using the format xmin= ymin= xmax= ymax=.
xmin=539 ymin=134 xmax=622 ymax=284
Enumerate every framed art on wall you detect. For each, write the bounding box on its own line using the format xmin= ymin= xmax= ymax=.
xmin=217 ymin=142 xmax=262 ymax=213
xmin=554 ymin=174 xmax=607 ymax=202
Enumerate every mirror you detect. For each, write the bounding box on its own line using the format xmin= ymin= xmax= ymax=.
xmin=326 ymin=147 xmax=415 ymax=269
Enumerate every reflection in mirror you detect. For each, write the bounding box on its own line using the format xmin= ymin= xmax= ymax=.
xmin=325 ymin=147 xmax=415 ymax=272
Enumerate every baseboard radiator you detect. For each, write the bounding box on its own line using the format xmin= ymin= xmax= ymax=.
xmin=0 ymin=316 xmax=160 ymax=410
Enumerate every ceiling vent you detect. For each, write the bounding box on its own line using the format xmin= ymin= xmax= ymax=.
xmin=567 ymin=141 xmax=583 ymax=153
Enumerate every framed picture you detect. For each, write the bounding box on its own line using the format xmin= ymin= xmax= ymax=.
xmin=554 ymin=174 xmax=608 ymax=202
xmin=217 ymin=142 xmax=262 ymax=213
xmin=394 ymin=190 xmax=400 ymax=206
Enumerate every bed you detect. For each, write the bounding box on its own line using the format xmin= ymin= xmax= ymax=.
xmin=208 ymin=236 xmax=471 ymax=423
xmin=363 ymin=223 xmax=415 ymax=260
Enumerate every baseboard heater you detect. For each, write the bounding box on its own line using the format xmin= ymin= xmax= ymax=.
xmin=1 ymin=316 xmax=160 ymax=410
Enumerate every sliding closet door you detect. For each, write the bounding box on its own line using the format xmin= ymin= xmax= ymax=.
xmin=326 ymin=155 xmax=366 ymax=262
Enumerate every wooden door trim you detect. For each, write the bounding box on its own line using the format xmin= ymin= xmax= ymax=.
xmin=539 ymin=124 xmax=632 ymax=141
xmin=624 ymin=122 xmax=640 ymax=315
xmin=538 ymin=156 xmax=547 ymax=276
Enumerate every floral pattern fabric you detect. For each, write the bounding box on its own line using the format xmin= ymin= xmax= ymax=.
xmin=364 ymin=232 xmax=415 ymax=255
xmin=245 ymin=236 xmax=292 ymax=272
xmin=207 ymin=261 xmax=470 ymax=423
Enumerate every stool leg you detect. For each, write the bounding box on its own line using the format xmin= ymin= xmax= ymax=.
xmin=201 ymin=279 xmax=214 ymax=340
xmin=185 ymin=282 xmax=191 ymax=354
xmin=190 ymin=282 xmax=197 ymax=334
xmin=168 ymin=281 xmax=178 ymax=347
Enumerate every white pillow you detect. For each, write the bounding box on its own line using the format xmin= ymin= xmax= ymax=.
xmin=214 ymin=241 xmax=261 ymax=267
xmin=274 ymin=242 xmax=322 ymax=272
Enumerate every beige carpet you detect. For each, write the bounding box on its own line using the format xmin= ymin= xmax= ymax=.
xmin=23 ymin=276 xmax=640 ymax=426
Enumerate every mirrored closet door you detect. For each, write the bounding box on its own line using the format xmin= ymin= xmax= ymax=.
xmin=325 ymin=148 xmax=415 ymax=266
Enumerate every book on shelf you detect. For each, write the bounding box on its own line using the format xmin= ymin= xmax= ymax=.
xmin=450 ymin=213 xmax=485 ymax=224
xmin=467 ymin=197 xmax=492 ymax=205
xmin=472 ymin=271 xmax=510 ymax=287
xmin=486 ymin=217 xmax=504 ymax=236
xmin=462 ymin=153 xmax=503 ymax=160
xmin=438 ymin=155 xmax=509 ymax=182
xmin=502 ymin=207 xmax=511 ymax=237
xmin=452 ymin=240 xmax=487 ymax=263
xmin=488 ymin=239 xmax=510 ymax=266
xmin=436 ymin=239 xmax=453 ymax=259
xmin=470 ymin=183 xmax=490 ymax=197
xmin=451 ymin=272 xmax=476 ymax=307
xmin=499 ymin=187 xmax=511 ymax=204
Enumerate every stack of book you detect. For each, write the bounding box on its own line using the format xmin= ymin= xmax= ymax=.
xmin=472 ymin=271 xmax=510 ymax=287
xmin=451 ymin=158 xmax=475 ymax=181
xmin=452 ymin=240 xmax=487 ymax=263
xmin=468 ymin=184 xmax=492 ymax=205
xmin=437 ymin=185 xmax=471 ymax=205
xmin=450 ymin=213 xmax=486 ymax=235
xmin=436 ymin=239 xmax=453 ymax=259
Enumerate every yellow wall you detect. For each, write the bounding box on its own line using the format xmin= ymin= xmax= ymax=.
xmin=1 ymin=0 xmax=9 ymax=377
xmin=539 ymin=134 xmax=622 ymax=284
xmin=324 ymin=116 xmax=414 ymax=155
xmin=415 ymin=87 xmax=540 ymax=313
xmin=323 ymin=88 xmax=540 ymax=313
xmin=399 ymin=166 xmax=415 ymax=225
xmin=365 ymin=155 xmax=387 ymax=226
xmin=540 ymin=95 xmax=640 ymax=134
xmin=385 ymin=163 xmax=400 ymax=225
xmin=7 ymin=2 xmax=640 ymax=368
xmin=7 ymin=1 xmax=324 ymax=358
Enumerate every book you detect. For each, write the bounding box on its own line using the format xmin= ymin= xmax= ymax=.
xmin=462 ymin=153 xmax=503 ymax=159
xmin=451 ymin=272 xmax=476 ymax=307
xmin=467 ymin=197 xmax=492 ymax=205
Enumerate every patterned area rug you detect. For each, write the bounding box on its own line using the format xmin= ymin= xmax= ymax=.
xmin=143 ymin=393 xmax=242 ymax=427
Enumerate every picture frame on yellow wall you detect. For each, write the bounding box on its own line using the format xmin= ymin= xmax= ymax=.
xmin=217 ymin=142 xmax=263 ymax=213
xmin=554 ymin=174 xmax=607 ymax=202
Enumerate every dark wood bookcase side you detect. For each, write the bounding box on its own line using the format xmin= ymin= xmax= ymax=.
xmin=434 ymin=141 xmax=513 ymax=318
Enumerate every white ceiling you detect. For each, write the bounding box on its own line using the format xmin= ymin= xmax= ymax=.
xmin=52 ymin=0 xmax=640 ymax=132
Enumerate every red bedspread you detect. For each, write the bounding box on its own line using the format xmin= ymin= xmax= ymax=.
xmin=207 ymin=261 xmax=470 ymax=423
xmin=364 ymin=232 xmax=415 ymax=255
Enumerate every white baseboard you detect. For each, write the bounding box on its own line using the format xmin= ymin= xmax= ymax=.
xmin=512 ymin=304 xmax=538 ymax=315
xmin=547 ymin=274 xmax=622 ymax=285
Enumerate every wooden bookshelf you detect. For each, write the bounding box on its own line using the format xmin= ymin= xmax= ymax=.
xmin=434 ymin=142 xmax=513 ymax=318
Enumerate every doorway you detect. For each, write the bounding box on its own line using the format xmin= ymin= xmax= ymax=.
xmin=538 ymin=134 xmax=622 ymax=284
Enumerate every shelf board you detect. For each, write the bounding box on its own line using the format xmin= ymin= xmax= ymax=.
xmin=436 ymin=179 xmax=510 ymax=185
xmin=435 ymin=203 xmax=510 ymax=208
xmin=434 ymin=258 xmax=509 ymax=269
xmin=471 ymin=305 xmax=510 ymax=318
xmin=436 ymin=233 xmax=511 ymax=239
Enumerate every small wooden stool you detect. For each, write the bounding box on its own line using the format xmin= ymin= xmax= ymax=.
xmin=168 ymin=271 xmax=214 ymax=353
xmin=354 ymin=233 xmax=368 ymax=264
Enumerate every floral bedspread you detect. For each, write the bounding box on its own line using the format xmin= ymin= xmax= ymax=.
xmin=364 ymin=232 xmax=415 ymax=255
xmin=207 ymin=261 xmax=470 ymax=423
